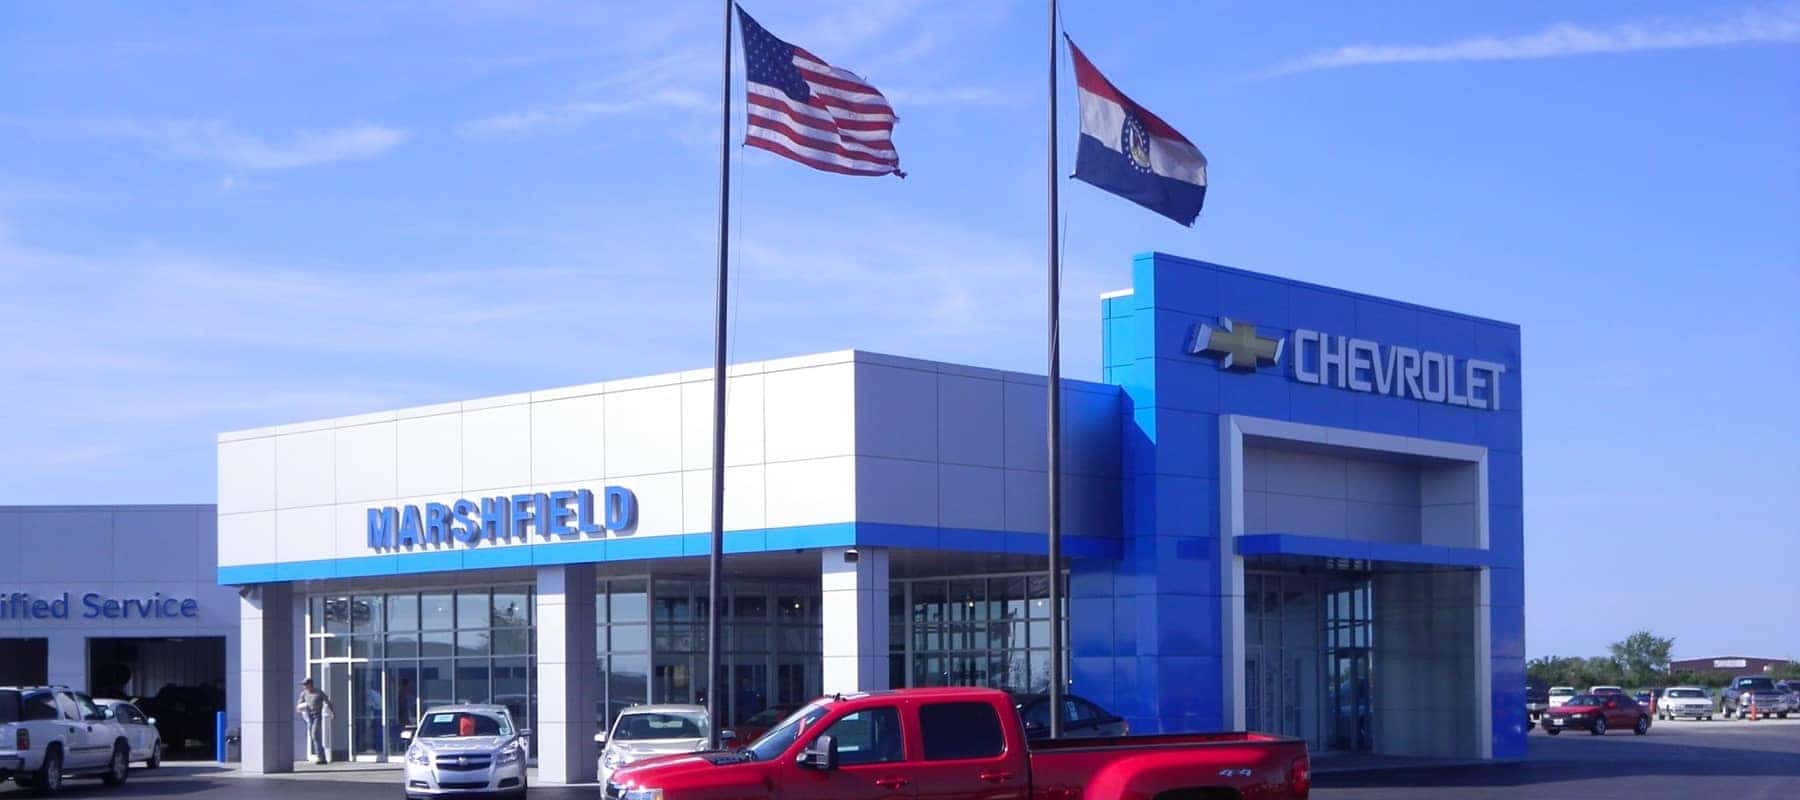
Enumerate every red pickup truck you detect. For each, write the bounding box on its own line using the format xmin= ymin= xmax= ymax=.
xmin=605 ymin=687 xmax=1309 ymax=800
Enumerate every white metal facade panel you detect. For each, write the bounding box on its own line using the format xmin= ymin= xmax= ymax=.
xmin=215 ymin=351 xmax=1124 ymax=574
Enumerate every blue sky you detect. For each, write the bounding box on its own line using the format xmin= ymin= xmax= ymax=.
xmin=1 ymin=1 xmax=1795 ymax=661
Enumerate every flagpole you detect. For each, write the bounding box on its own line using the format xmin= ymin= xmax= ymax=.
xmin=705 ymin=0 xmax=733 ymax=751
xmin=1045 ymin=0 xmax=1066 ymax=740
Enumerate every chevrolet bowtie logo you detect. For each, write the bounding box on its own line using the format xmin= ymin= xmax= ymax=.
xmin=1189 ymin=317 xmax=1283 ymax=371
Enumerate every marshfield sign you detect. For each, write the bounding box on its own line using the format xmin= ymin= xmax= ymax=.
xmin=1189 ymin=317 xmax=1508 ymax=411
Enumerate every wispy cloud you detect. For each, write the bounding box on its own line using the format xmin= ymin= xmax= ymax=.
xmin=83 ymin=118 xmax=408 ymax=170
xmin=883 ymin=86 xmax=1019 ymax=108
xmin=1269 ymin=3 xmax=1800 ymax=76
xmin=459 ymin=90 xmax=709 ymax=138
xmin=461 ymin=0 xmax=1016 ymax=138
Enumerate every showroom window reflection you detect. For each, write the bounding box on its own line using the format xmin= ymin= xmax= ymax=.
xmin=306 ymin=587 xmax=535 ymax=761
xmin=890 ymin=572 xmax=1068 ymax=693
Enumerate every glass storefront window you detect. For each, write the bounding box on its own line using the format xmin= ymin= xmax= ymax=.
xmin=493 ymin=627 xmax=530 ymax=656
xmin=892 ymin=571 xmax=1066 ymax=695
xmin=610 ymin=580 xmax=647 ymax=623
xmin=456 ymin=591 xmax=490 ymax=630
xmin=421 ymin=593 xmax=454 ymax=630
xmin=493 ymin=590 xmax=529 ymax=627
xmin=456 ymin=660 xmax=492 ymax=705
xmin=324 ymin=596 xmax=352 ymax=635
xmin=421 ymin=630 xmax=454 ymax=658
xmin=352 ymin=596 xmax=382 ymax=633
xmin=457 ymin=630 xmax=491 ymax=657
xmin=387 ymin=594 xmax=419 ymax=631
xmin=308 ymin=584 xmax=535 ymax=761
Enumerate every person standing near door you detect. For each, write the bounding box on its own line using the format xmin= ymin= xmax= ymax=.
xmin=297 ymin=678 xmax=337 ymax=765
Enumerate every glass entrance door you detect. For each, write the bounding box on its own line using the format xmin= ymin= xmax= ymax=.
xmin=1243 ymin=572 xmax=1328 ymax=750
xmin=1324 ymin=578 xmax=1373 ymax=753
xmin=312 ymin=659 xmax=386 ymax=762
xmin=309 ymin=661 xmax=353 ymax=762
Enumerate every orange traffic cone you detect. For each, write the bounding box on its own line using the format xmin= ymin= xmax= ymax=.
xmin=1748 ymin=693 xmax=1759 ymax=721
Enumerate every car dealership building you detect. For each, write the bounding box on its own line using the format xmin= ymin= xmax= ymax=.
xmin=218 ymin=253 xmax=1526 ymax=781
xmin=0 ymin=504 xmax=238 ymax=757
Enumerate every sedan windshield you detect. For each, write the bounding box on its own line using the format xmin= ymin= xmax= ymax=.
xmin=612 ymin=712 xmax=708 ymax=741
xmin=419 ymin=711 xmax=511 ymax=738
xmin=746 ymin=703 xmax=829 ymax=762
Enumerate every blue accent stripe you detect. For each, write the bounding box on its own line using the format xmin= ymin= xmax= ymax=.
xmin=217 ymin=522 xmax=1125 ymax=585
xmin=1234 ymin=533 xmax=1496 ymax=568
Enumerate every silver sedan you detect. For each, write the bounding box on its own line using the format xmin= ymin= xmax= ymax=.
xmin=401 ymin=704 xmax=529 ymax=799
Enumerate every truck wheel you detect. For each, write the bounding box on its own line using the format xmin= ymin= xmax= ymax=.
xmin=1545 ymin=728 xmax=1561 ymax=736
xmin=146 ymin=740 xmax=162 ymax=769
xmin=1591 ymin=717 xmax=1607 ymax=736
xmin=100 ymin=743 xmax=129 ymax=786
xmin=31 ymin=746 xmax=63 ymax=795
xmin=1635 ymin=716 xmax=1650 ymax=735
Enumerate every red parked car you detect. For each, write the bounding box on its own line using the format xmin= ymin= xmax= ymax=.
xmin=1542 ymin=692 xmax=1652 ymax=736
xmin=606 ymin=686 xmax=1311 ymax=799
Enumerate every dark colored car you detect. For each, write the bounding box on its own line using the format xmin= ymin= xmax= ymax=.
xmin=728 ymin=703 xmax=803 ymax=748
xmin=1542 ymin=693 xmax=1651 ymax=736
xmin=1010 ymin=692 xmax=1129 ymax=740
xmin=1525 ymin=680 xmax=1550 ymax=725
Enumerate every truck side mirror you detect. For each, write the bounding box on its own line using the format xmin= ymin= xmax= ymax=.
xmin=399 ymin=727 xmax=415 ymax=742
xmin=798 ymin=734 xmax=838 ymax=771
xmin=720 ymin=729 xmax=736 ymax=745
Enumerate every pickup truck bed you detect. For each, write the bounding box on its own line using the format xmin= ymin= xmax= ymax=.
xmin=1030 ymin=732 xmax=1309 ymax=799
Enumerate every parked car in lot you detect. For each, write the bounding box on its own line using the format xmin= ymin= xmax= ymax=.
xmin=1526 ymin=680 xmax=1550 ymax=725
xmin=604 ymin=687 xmax=1311 ymax=800
xmin=1542 ymin=692 xmax=1651 ymax=736
xmin=1721 ymin=676 xmax=1796 ymax=719
xmin=597 ymin=705 xmax=716 ymax=788
xmin=0 ymin=686 xmax=134 ymax=792
xmin=1589 ymin=685 xmax=1625 ymax=697
xmin=400 ymin=704 xmax=529 ymax=799
xmin=1633 ymin=690 xmax=1656 ymax=713
xmin=1657 ymin=687 xmax=1714 ymax=721
xmin=1547 ymin=686 xmax=1578 ymax=709
xmin=93 ymin=700 xmax=163 ymax=768
xmin=1011 ymin=692 xmax=1130 ymax=740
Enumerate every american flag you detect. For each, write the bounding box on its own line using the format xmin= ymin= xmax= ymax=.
xmin=737 ymin=5 xmax=903 ymax=178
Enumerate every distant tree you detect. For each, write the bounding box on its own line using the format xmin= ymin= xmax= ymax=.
xmin=1581 ymin=655 xmax=1627 ymax=688
xmin=1528 ymin=656 xmax=1585 ymax=687
xmin=1607 ymin=630 xmax=1675 ymax=687
xmin=1773 ymin=661 xmax=1800 ymax=680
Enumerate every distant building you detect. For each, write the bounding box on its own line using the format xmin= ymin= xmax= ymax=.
xmin=1669 ymin=656 xmax=1793 ymax=679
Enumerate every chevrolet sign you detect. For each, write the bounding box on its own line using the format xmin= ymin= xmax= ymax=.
xmin=1187 ymin=318 xmax=1508 ymax=411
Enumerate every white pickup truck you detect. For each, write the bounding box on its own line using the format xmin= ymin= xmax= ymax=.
xmin=0 ymin=686 xmax=134 ymax=793
xmin=1547 ymin=686 xmax=1578 ymax=709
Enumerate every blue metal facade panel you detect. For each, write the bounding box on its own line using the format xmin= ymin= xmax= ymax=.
xmin=1083 ymin=252 xmax=1524 ymax=759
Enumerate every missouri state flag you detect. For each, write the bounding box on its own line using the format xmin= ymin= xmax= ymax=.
xmin=1067 ymin=36 xmax=1208 ymax=225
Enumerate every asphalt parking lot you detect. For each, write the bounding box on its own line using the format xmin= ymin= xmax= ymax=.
xmin=1315 ymin=716 xmax=1800 ymax=799
xmin=7 ymin=719 xmax=1798 ymax=799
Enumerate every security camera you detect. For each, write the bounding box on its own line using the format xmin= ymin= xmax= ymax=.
xmin=844 ymin=548 xmax=860 ymax=564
